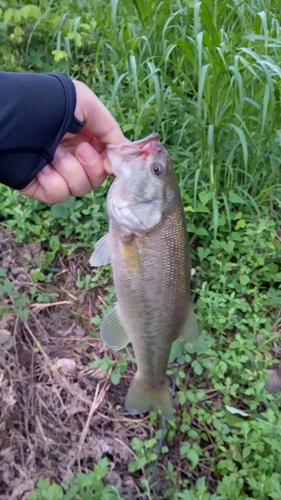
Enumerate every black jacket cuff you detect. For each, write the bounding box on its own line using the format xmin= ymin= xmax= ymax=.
xmin=0 ymin=72 xmax=84 ymax=190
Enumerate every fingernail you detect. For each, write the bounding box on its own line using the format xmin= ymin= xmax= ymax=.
xmin=40 ymin=164 xmax=52 ymax=175
xmin=77 ymin=145 xmax=96 ymax=164
xmin=54 ymin=146 xmax=66 ymax=160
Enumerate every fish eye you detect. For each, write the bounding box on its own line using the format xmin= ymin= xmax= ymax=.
xmin=152 ymin=164 xmax=162 ymax=176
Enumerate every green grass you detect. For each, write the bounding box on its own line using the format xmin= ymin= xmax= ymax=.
xmin=1 ymin=0 xmax=281 ymax=499
xmin=1 ymin=0 xmax=281 ymax=231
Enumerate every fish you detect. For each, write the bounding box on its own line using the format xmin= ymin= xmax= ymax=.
xmin=89 ymin=133 xmax=199 ymax=420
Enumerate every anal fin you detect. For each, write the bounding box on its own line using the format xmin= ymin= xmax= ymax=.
xmin=178 ymin=305 xmax=200 ymax=343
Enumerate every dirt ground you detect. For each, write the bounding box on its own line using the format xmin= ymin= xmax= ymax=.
xmin=1 ymin=228 xmax=280 ymax=500
xmin=0 ymin=229 xmax=158 ymax=499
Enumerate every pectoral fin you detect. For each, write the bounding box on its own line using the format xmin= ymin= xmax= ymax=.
xmin=178 ymin=305 xmax=200 ymax=343
xmin=101 ymin=304 xmax=129 ymax=351
xmin=89 ymin=233 xmax=111 ymax=267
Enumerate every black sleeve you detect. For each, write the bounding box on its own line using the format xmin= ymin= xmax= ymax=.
xmin=0 ymin=72 xmax=84 ymax=190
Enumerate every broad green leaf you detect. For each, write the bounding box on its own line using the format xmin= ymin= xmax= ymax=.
xmin=123 ymin=123 xmax=134 ymax=132
xmin=235 ymin=219 xmax=246 ymax=230
xmin=239 ymin=275 xmax=250 ymax=286
xmin=194 ymin=227 xmax=209 ymax=236
xmin=268 ymin=263 xmax=279 ymax=274
xmin=15 ymin=308 xmax=29 ymax=322
xmin=242 ymin=446 xmax=252 ymax=460
xmin=20 ymin=5 xmax=41 ymax=19
xmin=221 ymin=241 xmax=235 ymax=254
xmin=180 ymin=441 xmax=190 ymax=455
xmin=51 ymin=204 xmax=68 ymax=219
xmin=199 ymin=190 xmax=213 ymax=206
xmin=30 ymin=269 xmax=46 ymax=282
xmin=63 ymin=196 xmax=76 ymax=209
xmin=187 ymin=448 xmax=199 ymax=468
xmin=110 ymin=367 xmax=121 ymax=385
xmin=50 ymin=235 xmax=60 ymax=253
xmin=229 ymin=190 xmax=246 ymax=204
xmin=185 ymin=336 xmax=209 ymax=354
xmin=51 ymin=49 xmax=68 ymax=62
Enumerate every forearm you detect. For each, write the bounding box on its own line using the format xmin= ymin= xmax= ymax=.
xmin=0 ymin=72 xmax=83 ymax=190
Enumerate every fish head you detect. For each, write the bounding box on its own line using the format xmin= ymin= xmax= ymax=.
xmin=106 ymin=133 xmax=177 ymax=233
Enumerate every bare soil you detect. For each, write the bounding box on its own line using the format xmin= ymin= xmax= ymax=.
xmin=0 ymin=229 xmax=151 ymax=499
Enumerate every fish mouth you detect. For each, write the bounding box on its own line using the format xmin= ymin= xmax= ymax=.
xmin=106 ymin=133 xmax=164 ymax=162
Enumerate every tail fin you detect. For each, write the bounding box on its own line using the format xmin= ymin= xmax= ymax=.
xmin=125 ymin=374 xmax=174 ymax=420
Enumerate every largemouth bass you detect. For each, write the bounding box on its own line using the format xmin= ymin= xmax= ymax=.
xmin=90 ymin=133 xmax=199 ymax=420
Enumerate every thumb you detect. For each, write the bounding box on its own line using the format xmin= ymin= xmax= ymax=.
xmin=72 ymin=80 xmax=129 ymax=145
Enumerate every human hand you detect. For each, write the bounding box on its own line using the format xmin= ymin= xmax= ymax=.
xmin=19 ymin=80 xmax=128 ymax=203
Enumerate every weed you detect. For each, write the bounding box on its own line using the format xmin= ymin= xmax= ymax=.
xmin=28 ymin=458 xmax=123 ymax=500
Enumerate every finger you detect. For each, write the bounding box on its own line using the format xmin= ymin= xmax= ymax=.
xmin=101 ymin=151 xmax=114 ymax=176
xmin=61 ymin=130 xmax=105 ymax=155
xmin=19 ymin=165 xmax=70 ymax=203
xmin=75 ymin=142 xmax=107 ymax=188
xmin=73 ymin=80 xmax=130 ymax=145
xmin=51 ymin=146 xmax=92 ymax=197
